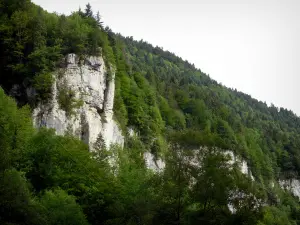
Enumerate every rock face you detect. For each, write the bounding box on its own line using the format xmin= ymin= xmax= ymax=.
xmin=143 ymin=152 xmax=165 ymax=172
xmin=223 ymin=150 xmax=255 ymax=180
xmin=279 ymin=179 xmax=300 ymax=199
xmin=32 ymin=54 xmax=124 ymax=149
xmin=143 ymin=148 xmax=254 ymax=179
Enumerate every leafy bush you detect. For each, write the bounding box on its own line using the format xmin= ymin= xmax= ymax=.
xmin=57 ymin=81 xmax=83 ymax=117
xmin=33 ymin=72 xmax=54 ymax=102
xmin=0 ymin=169 xmax=45 ymax=225
xmin=39 ymin=189 xmax=89 ymax=225
xmin=0 ymin=2 xmax=116 ymax=105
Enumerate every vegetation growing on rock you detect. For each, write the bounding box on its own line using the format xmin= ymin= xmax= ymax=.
xmin=1 ymin=1 xmax=300 ymax=225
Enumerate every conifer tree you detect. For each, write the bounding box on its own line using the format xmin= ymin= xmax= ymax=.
xmin=84 ymin=3 xmax=93 ymax=18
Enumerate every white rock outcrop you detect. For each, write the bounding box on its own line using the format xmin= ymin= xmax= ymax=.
xmin=279 ymin=179 xmax=300 ymax=199
xmin=223 ymin=150 xmax=255 ymax=180
xmin=32 ymin=53 xmax=124 ymax=149
xmin=143 ymin=147 xmax=254 ymax=179
xmin=143 ymin=152 xmax=165 ymax=172
xmin=128 ymin=127 xmax=136 ymax=137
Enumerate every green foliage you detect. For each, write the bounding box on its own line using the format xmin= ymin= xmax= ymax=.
xmin=0 ymin=169 xmax=44 ymax=225
xmin=112 ymin=45 xmax=164 ymax=146
xmin=258 ymin=206 xmax=296 ymax=225
xmin=28 ymin=45 xmax=62 ymax=73
xmin=1 ymin=1 xmax=300 ymax=225
xmin=0 ymin=1 xmax=115 ymax=104
xmin=0 ymin=86 xmax=299 ymax=224
xmin=113 ymin=33 xmax=300 ymax=183
xmin=39 ymin=189 xmax=89 ymax=225
xmin=33 ymin=72 xmax=54 ymax=102
xmin=0 ymin=88 xmax=34 ymax=171
xmin=84 ymin=3 xmax=93 ymax=18
xmin=150 ymin=135 xmax=167 ymax=157
xmin=105 ymin=146 xmax=155 ymax=225
xmin=25 ymin=128 xmax=112 ymax=195
xmin=57 ymin=81 xmax=83 ymax=117
xmin=192 ymin=151 xmax=263 ymax=224
xmin=158 ymin=96 xmax=186 ymax=129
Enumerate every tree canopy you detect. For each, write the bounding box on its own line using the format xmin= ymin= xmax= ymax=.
xmin=1 ymin=1 xmax=300 ymax=225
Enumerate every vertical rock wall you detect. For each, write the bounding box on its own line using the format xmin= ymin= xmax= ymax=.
xmin=32 ymin=53 xmax=124 ymax=149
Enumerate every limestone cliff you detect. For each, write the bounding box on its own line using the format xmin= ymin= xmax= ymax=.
xmin=143 ymin=147 xmax=254 ymax=179
xmin=279 ymin=179 xmax=300 ymax=199
xmin=32 ymin=53 xmax=124 ymax=149
xmin=223 ymin=150 xmax=254 ymax=180
xmin=143 ymin=152 xmax=165 ymax=172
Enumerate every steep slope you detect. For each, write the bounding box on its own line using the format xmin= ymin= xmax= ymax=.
xmin=1 ymin=1 xmax=300 ymax=224
xmin=32 ymin=53 xmax=124 ymax=148
xmin=0 ymin=1 xmax=122 ymax=149
xmin=112 ymin=33 xmax=300 ymax=182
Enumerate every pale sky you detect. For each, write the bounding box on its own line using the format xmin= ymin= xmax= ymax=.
xmin=33 ymin=0 xmax=300 ymax=115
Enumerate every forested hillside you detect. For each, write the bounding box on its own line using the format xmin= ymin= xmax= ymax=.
xmin=1 ymin=0 xmax=300 ymax=224
xmin=112 ymin=33 xmax=300 ymax=181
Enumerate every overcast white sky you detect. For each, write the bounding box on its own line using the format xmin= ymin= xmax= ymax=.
xmin=33 ymin=0 xmax=300 ymax=115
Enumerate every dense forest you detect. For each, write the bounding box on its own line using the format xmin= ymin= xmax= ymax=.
xmin=1 ymin=0 xmax=300 ymax=224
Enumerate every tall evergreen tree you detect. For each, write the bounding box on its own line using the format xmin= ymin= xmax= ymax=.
xmin=84 ymin=3 xmax=93 ymax=18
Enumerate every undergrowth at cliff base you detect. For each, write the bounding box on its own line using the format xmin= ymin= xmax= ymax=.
xmin=1 ymin=1 xmax=300 ymax=225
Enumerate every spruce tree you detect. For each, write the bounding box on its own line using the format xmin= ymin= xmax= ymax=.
xmin=84 ymin=3 xmax=93 ymax=18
